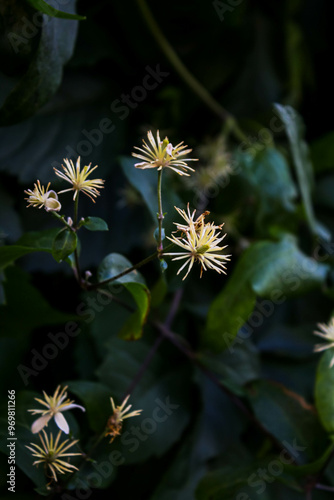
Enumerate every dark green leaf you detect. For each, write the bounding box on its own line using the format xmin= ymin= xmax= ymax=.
xmin=66 ymin=380 xmax=112 ymax=433
xmin=195 ymin=459 xmax=273 ymax=500
xmin=0 ymin=229 xmax=58 ymax=270
xmin=81 ymin=216 xmax=109 ymax=232
xmin=315 ymin=350 xmax=334 ymax=433
xmin=0 ymin=245 xmax=48 ymax=271
xmin=0 ymin=1 xmax=79 ymax=124
xmin=97 ymin=253 xmax=150 ymax=340
xmin=237 ymin=146 xmax=297 ymax=231
xmin=198 ymin=340 xmax=260 ymax=396
xmin=273 ymin=104 xmax=330 ymax=240
xmin=204 ymin=234 xmax=328 ymax=351
xmin=247 ymin=380 xmax=327 ymax=462
xmin=284 ymin=442 xmax=334 ymax=478
xmin=52 ymin=229 xmax=77 ymax=262
xmin=25 ymin=0 xmax=86 ymax=20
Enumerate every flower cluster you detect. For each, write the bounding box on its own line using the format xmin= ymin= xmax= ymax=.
xmin=24 ymin=157 xmax=104 ymax=212
xmin=26 ymin=386 xmax=141 ymax=485
xmin=24 ymin=130 xmax=231 ymax=281
xmin=164 ymin=204 xmax=231 ymax=280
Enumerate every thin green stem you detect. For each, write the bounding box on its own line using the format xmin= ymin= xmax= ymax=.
xmin=87 ymin=251 xmax=158 ymax=291
xmin=73 ymin=193 xmax=79 ymax=228
xmin=157 ymin=169 xmax=164 ymax=255
xmin=50 ymin=211 xmax=73 ymax=230
xmin=87 ymin=243 xmax=175 ymax=291
xmin=136 ymin=0 xmax=251 ymax=145
xmin=72 ymin=193 xmax=83 ymax=285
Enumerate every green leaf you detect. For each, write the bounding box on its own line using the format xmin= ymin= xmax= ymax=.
xmin=246 ymin=380 xmax=327 ymax=462
xmin=66 ymin=381 xmax=112 ymax=433
xmin=204 ymin=234 xmax=328 ymax=351
xmin=150 ymin=275 xmax=168 ymax=308
xmin=315 ymin=350 xmax=334 ymax=433
xmin=97 ymin=253 xmax=150 ymax=340
xmin=0 ymin=229 xmax=58 ymax=270
xmin=273 ymin=103 xmax=330 ymax=240
xmin=81 ymin=216 xmax=109 ymax=232
xmin=237 ymin=146 xmax=297 ymax=231
xmin=284 ymin=442 xmax=334 ymax=478
xmin=25 ymin=0 xmax=86 ymax=20
xmin=52 ymin=229 xmax=77 ymax=262
xmin=195 ymin=464 xmax=257 ymax=500
xmin=0 ymin=1 xmax=79 ymax=125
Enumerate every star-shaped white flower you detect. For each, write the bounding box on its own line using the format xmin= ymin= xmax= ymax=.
xmin=164 ymin=205 xmax=231 ymax=280
xmin=24 ymin=180 xmax=61 ymax=212
xmin=28 ymin=385 xmax=85 ymax=434
xmin=132 ymin=130 xmax=197 ymax=176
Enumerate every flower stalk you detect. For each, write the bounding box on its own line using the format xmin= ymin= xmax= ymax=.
xmin=157 ymin=169 xmax=164 ymax=255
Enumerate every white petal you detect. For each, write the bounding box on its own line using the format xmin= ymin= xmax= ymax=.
xmin=31 ymin=414 xmax=52 ymax=434
xmin=62 ymin=403 xmax=85 ymax=412
xmin=54 ymin=412 xmax=70 ymax=434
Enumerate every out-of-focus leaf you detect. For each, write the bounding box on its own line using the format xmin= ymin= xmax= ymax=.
xmin=204 ymin=234 xmax=328 ymax=351
xmin=97 ymin=253 xmax=150 ymax=340
xmin=0 ymin=188 xmax=22 ymax=243
xmin=0 ymin=75 xmax=122 ymax=183
xmin=0 ymin=267 xmax=77 ymax=390
xmin=0 ymin=229 xmax=58 ymax=270
xmin=120 ymin=156 xmax=183 ymax=236
xmin=25 ymin=0 xmax=86 ymax=20
xmin=0 ymin=245 xmax=49 ymax=271
xmin=284 ymin=442 xmax=334 ymax=478
xmin=273 ymin=104 xmax=330 ymax=241
xmin=0 ymin=1 xmax=79 ymax=125
xmin=150 ymin=275 xmax=168 ymax=308
xmin=247 ymin=380 xmax=327 ymax=462
xmin=52 ymin=228 xmax=77 ymax=262
xmin=237 ymin=146 xmax=297 ymax=231
xmin=311 ymin=131 xmax=334 ymax=173
xmin=315 ymin=350 xmax=334 ymax=434
xmin=151 ymin=373 xmax=246 ymax=500
xmin=198 ymin=340 xmax=260 ymax=396
xmin=195 ymin=463 xmax=260 ymax=500
xmin=66 ymin=380 xmax=112 ymax=433
xmin=81 ymin=216 xmax=108 ymax=232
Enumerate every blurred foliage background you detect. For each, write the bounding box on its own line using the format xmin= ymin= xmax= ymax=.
xmin=1 ymin=0 xmax=334 ymax=498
